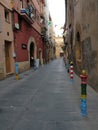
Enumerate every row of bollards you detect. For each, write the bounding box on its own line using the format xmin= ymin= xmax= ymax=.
xmin=66 ymin=60 xmax=88 ymax=117
xmin=15 ymin=60 xmax=38 ymax=80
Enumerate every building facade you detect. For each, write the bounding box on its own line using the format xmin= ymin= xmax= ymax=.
xmin=12 ymin=0 xmax=45 ymax=72
xmin=64 ymin=0 xmax=98 ymax=91
xmin=0 ymin=0 xmax=14 ymax=79
xmin=55 ymin=36 xmax=64 ymax=58
xmin=0 ymin=0 xmax=56 ymax=79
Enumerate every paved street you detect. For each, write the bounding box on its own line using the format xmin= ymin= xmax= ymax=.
xmin=0 ymin=58 xmax=98 ymax=130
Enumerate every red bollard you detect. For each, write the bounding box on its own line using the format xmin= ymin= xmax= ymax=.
xmin=70 ymin=61 xmax=74 ymax=82
xmin=80 ymin=70 xmax=88 ymax=98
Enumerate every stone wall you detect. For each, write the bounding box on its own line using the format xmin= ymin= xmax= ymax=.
xmin=0 ymin=62 xmax=5 ymax=79
xmin=18 ymin=61 xmax=30 ymax=73
xmin=72 ymin=0 xmax=98 ymax=91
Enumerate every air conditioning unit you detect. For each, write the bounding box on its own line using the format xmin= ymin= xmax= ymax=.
xmin=15 ymin=23 xmax=19 ymax=29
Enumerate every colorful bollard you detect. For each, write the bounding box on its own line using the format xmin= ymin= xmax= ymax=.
xmin=80 ymin=70 xmax=88 ymax=116
xmin=15 ymin=62 xmax=19 ymax=80
xmin=81 ymin=99 xmax=87 ymax=116
xmin=80 ymin=70 xmax=87 ymax=98
xmin=70 ymin=61 xmax=74 ymax=83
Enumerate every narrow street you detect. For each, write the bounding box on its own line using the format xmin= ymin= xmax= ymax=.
xmin=0 ymin=58 xmax=98 ymax=130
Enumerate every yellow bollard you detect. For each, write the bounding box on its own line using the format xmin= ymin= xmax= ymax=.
xmin=16 ymin=73 xmax=19 ymax=80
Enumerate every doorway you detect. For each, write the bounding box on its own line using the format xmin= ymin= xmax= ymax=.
xmin=30 ymin=42 xmax=34 ymax=67
xmin=5 ymin=41 xmax=12 ymax=74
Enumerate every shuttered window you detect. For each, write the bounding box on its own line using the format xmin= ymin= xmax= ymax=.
xmin=0 ymin=17 xmax=2 ymax=32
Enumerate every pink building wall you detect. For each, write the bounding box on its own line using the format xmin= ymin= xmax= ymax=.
xmin=0 ymin=1 xmax=15 ymax=78
xmin=0 ymin=0 xmax=46 ymax=78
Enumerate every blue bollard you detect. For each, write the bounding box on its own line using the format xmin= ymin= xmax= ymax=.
xmin=15 ymin=62 xmax=19 ymax=80
xmin=15 ymin=62 xmax=19 ymax=74
xmin=81 ymin=99 xmax=87 ymax=116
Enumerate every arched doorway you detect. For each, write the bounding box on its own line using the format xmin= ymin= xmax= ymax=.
xmin=30 ymin=42 xmax=34 ymax=67
xmin=28 ymin=37 xmax=37 ymax=68
xmin=75 ymin=24 xmax=82 ymax=72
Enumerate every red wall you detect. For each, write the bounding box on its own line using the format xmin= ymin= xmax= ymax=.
xmin=14 ymin=12 xmax=44 ymax=62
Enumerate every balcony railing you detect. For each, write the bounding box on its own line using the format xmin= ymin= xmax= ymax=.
xmin=20 ymin=8 xmax=34 ymax=24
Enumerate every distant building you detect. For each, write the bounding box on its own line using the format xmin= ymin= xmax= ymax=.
xmin=55 ymin=36 xmax=64 ymax=58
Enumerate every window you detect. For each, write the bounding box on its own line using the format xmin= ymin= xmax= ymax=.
xmin=5 ymin=9 xmax=10 ymax=22
xmin=32 ymin=8 xmax=36 ymax=19
xmin=18 ymin=15 xmax=22 ymax=30
xmin=27 ymin=0 xmax=30 ymax=3
xmin=0 ymin=16 xmax=2 ymax=32
xmin=20 ymin=0 xmax=23 ymax=9
xmin=29 ymin=5 xmax=36 ymax=19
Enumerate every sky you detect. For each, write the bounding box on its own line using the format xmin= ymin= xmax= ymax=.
xmin=47 ymin=0 xmax=65 ymax=36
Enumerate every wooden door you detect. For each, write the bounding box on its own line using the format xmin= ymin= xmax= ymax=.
xmin=5 ymin=42 xmax=11 ymax=73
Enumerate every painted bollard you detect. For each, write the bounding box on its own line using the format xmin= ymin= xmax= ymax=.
xmin=15 ymin=62 xmax=19 ymax=80
xmin=80 ymin=70 xmax=87 ymax=98
xmin=80 ymin=70 xmax=88 ymax=116
xmin=70 ymin=61 xmax=74 ymax=83
xmin=81 ymin=99 xmax=87 ymax=116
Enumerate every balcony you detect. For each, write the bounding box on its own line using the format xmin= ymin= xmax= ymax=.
xmin=20 ymin=8 xmax=34 ymax=24
xmin=41 ymin=26 xmax=47 ymax=36
xmin=40 ymin=15 xmax=45 ymax=25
